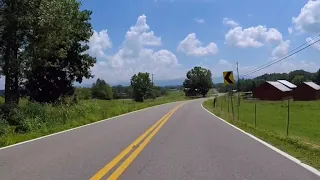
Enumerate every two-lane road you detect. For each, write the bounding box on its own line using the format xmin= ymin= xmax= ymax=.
xmin=0 ymin=99 xmax=319 ymax=180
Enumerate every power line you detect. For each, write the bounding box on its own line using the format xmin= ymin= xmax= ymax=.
xmin=241 ymin=34 xmax=320 ymax=77
xmin=241 ymin=37 xmax=320 ymax=77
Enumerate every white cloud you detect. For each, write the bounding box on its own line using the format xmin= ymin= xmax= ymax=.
xmin=225 ymin=26 xmax=283 ymax=48
xmin=195 ymin=18 xmax=205 ymax=24
xmin=306 ymin=37 xmax=320 ymax=51
xmin=84 ymin=14 xmax=184 ymax=85
xmin=223 ymin=18 xmax=239 ymax=28
xmin=88 ymin=30 xmax=112 ymax=58
xmin=292 ymin=0 xmax=320 ymax=33
xmin=177 ymin=33 xmax=218 ymax=56
xmin=288 ymin=27 xmax=293 ymax=34
xmin=272 ymin=40 xmax=291 ymax=59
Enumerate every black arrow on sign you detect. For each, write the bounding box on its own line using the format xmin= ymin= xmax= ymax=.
xmin=224 ymin=72 xmax=234 ymax=84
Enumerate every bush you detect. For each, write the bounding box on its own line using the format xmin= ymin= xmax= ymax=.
xmin=0 ymin=104 xmax=24 ymax=126
xmin=0 ymin=120 xmax=10 ymax=136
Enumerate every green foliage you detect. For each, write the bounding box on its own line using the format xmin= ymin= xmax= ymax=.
xmin=292 ymin=75 xmax=307 ymax=85
xmin=0 ymin=0 xmax=35 ymax=104
xmin=91 ymin=79 xmax=113 ymax=100
xmin=130 ymin=72 xmax=152 ymax=102
xmin=0 ymin=0 xmax=95 ymax=104
xmin=112 ymin=85 xmax=132 ymax=99
xmin=288 ymin=70 xmax=315 ymax=82
xmin=0 ymin=91 xmax=188 ymax=147
xmin=316 ymin=69 xmax=320 ymax=85
xmin=24 ymin=0 xmax=95 ymax=103
xmin=75 ymin=87 xmax=92 ymax=100
xmin=183 ymin=66 xmax=213 ymax=97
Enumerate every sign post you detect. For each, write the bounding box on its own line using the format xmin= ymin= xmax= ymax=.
xmin=223 ymin=71 xmax=235 ymax=121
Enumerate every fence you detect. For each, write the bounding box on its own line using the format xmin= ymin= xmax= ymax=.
xmin=213 ymin=95 xmax=320 ymax=145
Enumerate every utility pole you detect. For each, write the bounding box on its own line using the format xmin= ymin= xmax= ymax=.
xmin=236 ymin=62 xmax=240 ymax=120
xmin=152 ymin=74 xmax=154 ymax=86
xmin=237 ymin=62 xmax=240 ymax=106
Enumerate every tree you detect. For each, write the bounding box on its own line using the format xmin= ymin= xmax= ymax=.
xmin=183 ymin=66 xmax=213 ymax=97
xmin=91 ymin=79 xmax=113 ymax=100
xmin=75 ymin=87 xmax=92 ymax=100
xmin=24 ymin=0 xmax=95 ymax=103
xmin=0 ymin=0 xmax=36 ymax=105
xmin=130 ymin=72 xmax=152 ymax=102
xmin=0 ymin=0 xmax=95 ymax=104
xmin=316 ymin=69 xmax=320 ymax=85
xmin=292 ymin=75 xmax=306 ymax=85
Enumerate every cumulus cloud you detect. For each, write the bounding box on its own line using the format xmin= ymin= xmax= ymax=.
xmin=222 ymin=18 xmax=239 ymax=28
xmin=272 ymin=40 xmax=291 ymax=59
xmin=225 ymin=26 xmax=283 ymax=48
xmin=87 ymin=30 xmax=112 ymax=58
xmin=85 ymin=14 xmax=184 ymax=85
xmin=292 ymin=0 xmax=320 ymax=33
xmin=288 ymin=27 xmax=293 ymax=34
xmin=177 ymin=33 xmax=218 ymax=56
xmin=306 ymin=37 xmax=320 ymax=51
xmin=195 ymin=18 xmax=205 ymax=24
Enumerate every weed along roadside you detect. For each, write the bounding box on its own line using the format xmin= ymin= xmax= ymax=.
xmin=203 ymin=98 xmax=320 ymax=170
xmin=0 ymin=92 xmax=189 ymax=148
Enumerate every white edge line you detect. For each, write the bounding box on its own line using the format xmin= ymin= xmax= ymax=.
xmin=200 ymin=103 xmax=320 ymax=177
xmin=0 ymin=100 xmax=186 ymax=151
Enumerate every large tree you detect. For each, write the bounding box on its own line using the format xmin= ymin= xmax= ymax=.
xmin=0 ymin=0 xmax=35 ymax=104
xmin=25 ymin=0 xmax=95 ymax=103
xmin=130 ymin=72 xmax=152 ymax=102
xmin=91 ymin=79 xmax=113 ymax=100
xmin=183 ymin=66 xmax=213 ymax=97
xmin=292 ymin=75 xmax=307 ymax=85
xmin=0 ymin=0 xmax=96 ymax=104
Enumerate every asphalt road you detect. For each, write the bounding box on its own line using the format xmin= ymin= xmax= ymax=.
xmin=0 ymin=99 xmax=319 ymax=180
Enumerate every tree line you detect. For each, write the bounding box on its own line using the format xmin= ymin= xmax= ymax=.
xmin=75 ymin=78 xmax=173 ymax=101
xmin=80 ymin=66 xmax=214 ymax=102
xmin=215 ymin=69 xmax=320 ymax=93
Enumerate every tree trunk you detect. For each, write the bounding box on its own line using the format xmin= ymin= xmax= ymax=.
xmin=4 ymin=40 xmax=20 ymax=105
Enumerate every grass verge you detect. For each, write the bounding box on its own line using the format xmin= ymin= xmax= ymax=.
xmin=203 ymin=98 xmax=320 ymax=170
xmin=0 ymin=91 xmax=188 ymax=148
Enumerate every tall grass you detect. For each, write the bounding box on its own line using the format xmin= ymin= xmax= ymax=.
xmin=0 ymin=91 xmax=188 ymax=147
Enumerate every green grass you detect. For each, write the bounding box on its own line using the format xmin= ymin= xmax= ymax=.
xmin=203 ymin=97 xmax=320 ymax=170
xmin=0 ymin=91 xmax=188 ymax=147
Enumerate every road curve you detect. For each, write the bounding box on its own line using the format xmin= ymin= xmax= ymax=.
xmin=0 ymin=99 xmax=319 ymax=180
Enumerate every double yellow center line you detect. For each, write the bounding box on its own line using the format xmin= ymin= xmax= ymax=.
xmin=90 ymin=103 xmax=184 ymax=180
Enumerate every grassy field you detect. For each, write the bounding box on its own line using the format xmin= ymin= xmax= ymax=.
xmin=203 ymin=97 xmax=320 ymax=170
xmin=0 ymin=91 xmax=188 ymax=147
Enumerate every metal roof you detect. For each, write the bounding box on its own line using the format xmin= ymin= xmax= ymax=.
xmin=266 ymin=81 xmax=292 ymax=92
xmin=304 ymin=82 xmax=320 ymax=90
xmin=277 ymin=80 xmax=297 ymax=89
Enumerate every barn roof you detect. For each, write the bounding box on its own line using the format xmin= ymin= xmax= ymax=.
xmin=266 ymin=81 xmax=292 ymax=92
xmin=304 ymin=82 xmax=320 ymax=90
xmin=277 ymin=80 xmax=297 ymax=89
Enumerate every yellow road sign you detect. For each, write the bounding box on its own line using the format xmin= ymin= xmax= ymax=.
xmin=223 ymin=71 xmax=235 ymax=85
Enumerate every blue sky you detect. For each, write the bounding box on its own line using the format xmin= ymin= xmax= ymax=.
xmin=81 ymin=0 xmax=320 ymax=85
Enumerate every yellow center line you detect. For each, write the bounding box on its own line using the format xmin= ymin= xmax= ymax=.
xmin=89 ymin=103 xmax=184 ymax=180
xmin=107 ymin=103 xmax=183 ymax=180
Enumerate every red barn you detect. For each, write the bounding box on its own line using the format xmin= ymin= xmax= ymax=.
xmin=293 ymin=82 xmax=320 ymax=101
xmin=253 ymin=81 xmax=293 ymax=101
